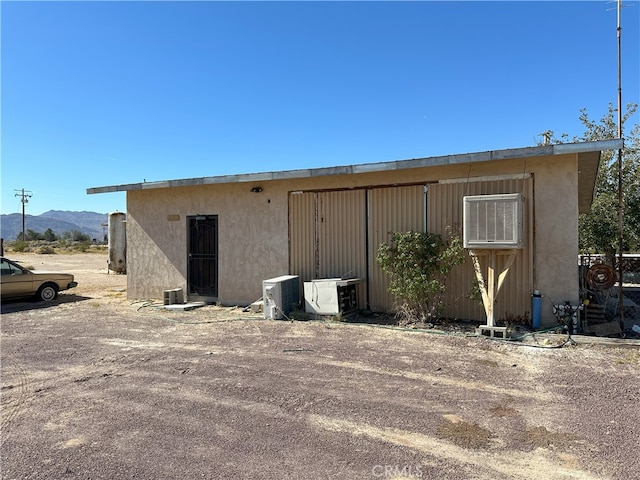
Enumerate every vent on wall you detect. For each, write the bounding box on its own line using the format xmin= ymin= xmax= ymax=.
xmin=463 ymin=193 xmax=524 ymax=249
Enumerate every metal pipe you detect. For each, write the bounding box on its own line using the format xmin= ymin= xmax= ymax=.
xmin=616 ymin=0 xmax=624 ymax=327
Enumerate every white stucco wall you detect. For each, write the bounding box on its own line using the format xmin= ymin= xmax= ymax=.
xmin=531 ymin=155 xmax=580 ymax=323
xmin=127 ymin=182 xmax=291 ymax=304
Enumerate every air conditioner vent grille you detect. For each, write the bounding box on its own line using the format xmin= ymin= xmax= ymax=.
xmin=463 ymin=194 xmax=524 ymax=249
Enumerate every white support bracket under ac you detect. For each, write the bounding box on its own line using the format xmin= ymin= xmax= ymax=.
xmin=469 ymin=249 xmax=518 ymax=327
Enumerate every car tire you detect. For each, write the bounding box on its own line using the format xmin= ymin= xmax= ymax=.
xmin=37 ymin=284 xmax=58 ymax=301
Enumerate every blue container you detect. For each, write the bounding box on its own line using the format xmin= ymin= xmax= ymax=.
xmin=532 ymin=290 xmax=542 ymax=329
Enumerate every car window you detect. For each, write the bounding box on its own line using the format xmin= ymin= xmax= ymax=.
xmin=1 ymin=260 xmax=25 ymax=276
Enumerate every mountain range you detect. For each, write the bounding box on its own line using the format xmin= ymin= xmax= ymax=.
xmin=0 ymin=210 xmax=109 ymax=242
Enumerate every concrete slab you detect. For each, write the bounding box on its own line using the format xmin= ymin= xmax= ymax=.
xmin=163 ymin=302 xmax=206 ymax=311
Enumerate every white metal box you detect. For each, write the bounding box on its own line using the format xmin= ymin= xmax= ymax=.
xmin=262 ymin=275 xmax=300 ymax=319
xmin=304 ymin=278 xmax=360 ymax=316
xmin=463 ymin=193 xmax=524 ymax=249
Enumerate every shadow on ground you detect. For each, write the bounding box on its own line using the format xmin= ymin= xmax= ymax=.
xmin=0 ymin=294 xmax=93 ymax=314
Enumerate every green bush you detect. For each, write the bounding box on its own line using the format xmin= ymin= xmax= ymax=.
xmin=376 ymin=230 xmax=465 ymax=325
xmin=12 ymin=240 xmax=28 ymax=252
xmin=43 ymin=228 xmax=57 ymax=241
xmin=74 ymin=242 xmax=91 ymax=252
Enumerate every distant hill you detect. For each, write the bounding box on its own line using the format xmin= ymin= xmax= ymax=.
xmin=0 ymin=210 xmax=109 ymax=242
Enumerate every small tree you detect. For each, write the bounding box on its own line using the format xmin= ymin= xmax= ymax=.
xmin=25 ymin=229 xmax=43 ymax=241
xmin=43 ymin=228 xmax=57 ymax=242
xmin=542 ymin=103 xmax=639 ymax=253
xmin=376 ymin=230 xmax=465 ymax=325
xmin=64 ymin=230 xmax=90 ymax=242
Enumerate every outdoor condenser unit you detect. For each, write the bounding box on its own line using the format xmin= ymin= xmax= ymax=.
xmin=463 ymin=193 xmax=524 ymax=249
xmin=262 ymin=275 xmax=300 ymax=320
xmin=304 ymin=278 xmax=360 ymax=316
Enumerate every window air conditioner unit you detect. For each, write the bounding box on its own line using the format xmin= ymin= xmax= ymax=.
xmin=463 ymin=193 xmax=524 ymax=249
xmin=262 ymin=275 xmax=300 ymax=320
xmin=304 ymin=278 xmax=360 ymax=316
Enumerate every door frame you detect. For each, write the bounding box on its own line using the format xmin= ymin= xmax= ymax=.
xmin=187 ymin=214 xmax=219 ymax=303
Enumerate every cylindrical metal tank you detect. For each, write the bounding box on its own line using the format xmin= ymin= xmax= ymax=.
xmin=531 ymin=290 xmax=542 ymax=329
xmin=108 ymin=211 xmax=126 ymax=274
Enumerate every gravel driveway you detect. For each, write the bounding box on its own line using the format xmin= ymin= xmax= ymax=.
xmin=1 ymin=253 xmax=639 ymax=480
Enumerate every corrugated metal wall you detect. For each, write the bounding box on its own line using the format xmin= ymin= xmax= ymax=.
xmin=289 ymin=190 xmax=368 ymax=308
xmin=288 ymin=192 xmax=315 ymax=282
xmin=367 ymin=185 xmax=426 ymax=312
xmin=317 ymin=190 xmax=367 ymax=279
xmin=290 ymin=186 xmax=426 ymax=312
xmin=289 ymin=176 xmax=533 ymax=320
xmin=427 ymin=177 xmax=533 ymax=321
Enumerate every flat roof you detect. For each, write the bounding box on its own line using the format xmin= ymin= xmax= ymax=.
xmin=87 ymin=139 xmax=623 ymax=195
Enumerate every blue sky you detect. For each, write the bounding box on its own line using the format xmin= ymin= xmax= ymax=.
xmin=1 ymin=1 xmax=638 ymax=216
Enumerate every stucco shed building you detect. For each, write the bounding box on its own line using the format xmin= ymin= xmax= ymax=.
xmin=88 ymin=139 xmax=623 ymax=327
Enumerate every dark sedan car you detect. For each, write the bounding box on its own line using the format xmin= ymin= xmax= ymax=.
xmin=1 ymin=257 xmax=78 ymax=301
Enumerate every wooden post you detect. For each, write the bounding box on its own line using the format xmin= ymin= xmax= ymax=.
xmin=470 ymin=249 xmax=517 ymax=329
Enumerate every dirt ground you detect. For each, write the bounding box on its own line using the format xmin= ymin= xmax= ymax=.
xmin=1 ymin=252 xmax=639 ymax=480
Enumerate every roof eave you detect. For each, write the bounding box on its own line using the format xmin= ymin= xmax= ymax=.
xmin=86 ymin=139 xmax=624 ymax=195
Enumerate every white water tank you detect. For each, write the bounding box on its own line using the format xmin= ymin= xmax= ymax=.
xmin=108 ymin=211 xmax=126 ymax=274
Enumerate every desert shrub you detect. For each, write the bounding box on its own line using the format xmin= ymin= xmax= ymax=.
xmin=11 ymin=240 xmax=29 ymax=252
xmin=377 ymin=230 xmax=465 ymax=325
xmin=62 ymin=230 xmax=91 ymax=242
xmin=499 ymin=312 xmax=531 ymax=328
xmin=56 ymin=239 xmax=71 ymax=249
xmin=35 ymin=245 xmax=56 ymax=255
xmin=73 ymin=242 xmax=91 ymax=252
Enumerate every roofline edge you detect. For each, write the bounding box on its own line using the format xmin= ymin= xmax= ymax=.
xmin=86 ymin=139 xmax=625 ymax=195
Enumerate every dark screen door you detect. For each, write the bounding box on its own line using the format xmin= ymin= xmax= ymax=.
xmin=188 ymin=215 xmax=218 ymax=298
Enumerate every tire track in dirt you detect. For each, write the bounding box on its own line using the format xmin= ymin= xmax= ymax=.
xmin=1 ymin=354 xmax=131 ymax=448
xmin=1 ymin=361 xmax=31 ymax=446
xmin=308 ymin=414 xmax=605 ymax=480
xmin=109 ymin=383 xmax=598 ymax=480
xmin=312 ymin=357 xmax=554 ymax=401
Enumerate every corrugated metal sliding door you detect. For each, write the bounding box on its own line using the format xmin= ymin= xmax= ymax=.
xmin=368 ymin=185 xmax=427 ymax=312
xmin=427 ymin=177 xmax=534 ymax=322
xmin=289 ymin=192 xmax=316 ymax=283
xmin=290 ymin=186 xmax=426 ymax=313
xmin=317 ymin=190 xmax=367 ymax=280
xmin=289 ymin=190 xmax=367 ymax=307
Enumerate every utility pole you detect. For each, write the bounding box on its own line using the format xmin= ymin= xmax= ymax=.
xmin=616 ymin=0 xmax=625 ymax=328
xmin=14 ymin=188 xmax=33 ymax=240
